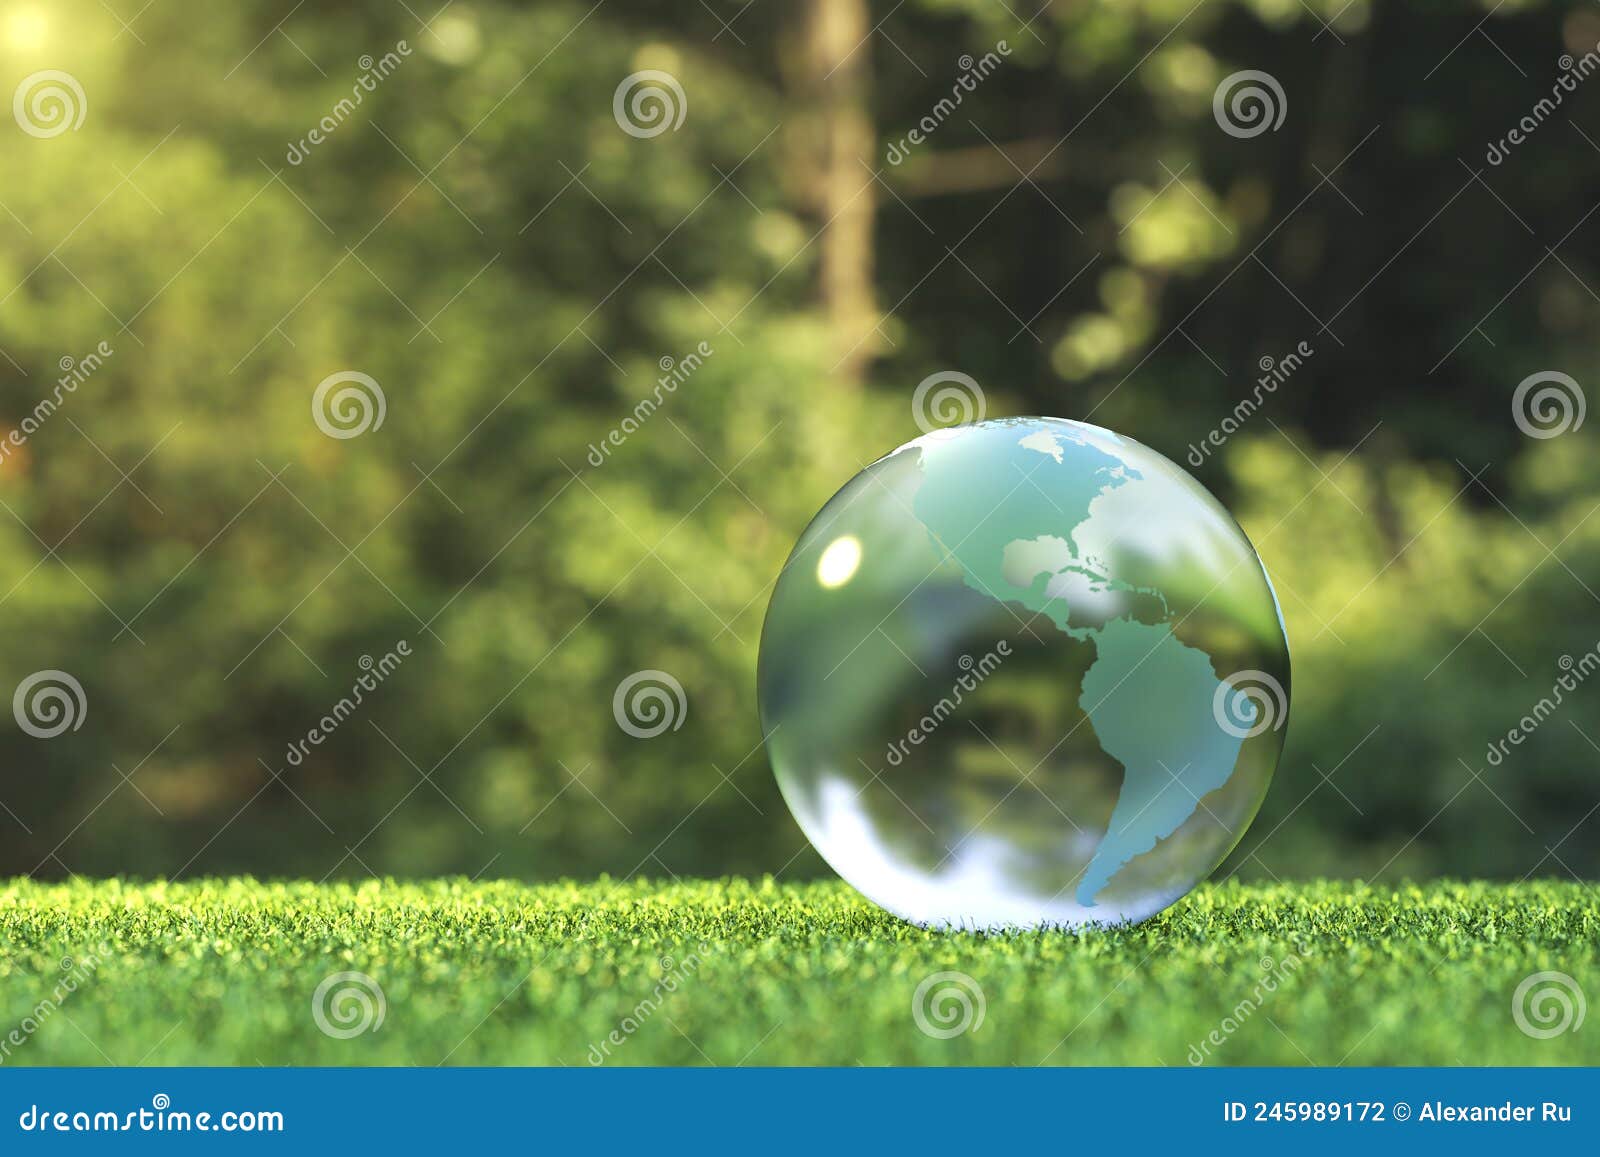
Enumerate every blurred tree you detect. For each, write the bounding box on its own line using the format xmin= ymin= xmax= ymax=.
xmin=786 ymin=0 xmax=882 ymax=380
xmin=0 ymin=0 xmax=1594 ymax=886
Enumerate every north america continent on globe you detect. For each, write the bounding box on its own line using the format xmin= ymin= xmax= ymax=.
xmin=758 ymin=417 xmax=1290 ymax=930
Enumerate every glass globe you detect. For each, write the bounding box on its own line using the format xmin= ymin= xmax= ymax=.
xmin=758 ymin=417 xmax=1290 ymax=930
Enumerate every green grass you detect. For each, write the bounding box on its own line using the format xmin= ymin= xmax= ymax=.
xmin=0 ymin=878 xmax=1595 ymax=1066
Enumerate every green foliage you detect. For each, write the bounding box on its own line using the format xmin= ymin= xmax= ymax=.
xmin=0 ymin=0 xmax=1596 ymax=882
xmin=0 ymin=1 xmax=896 ymax=878
xmin=0 ymin=878 xmax=1594 ymax=1065
xmin=1222 ymin=432 xmax=1600 ymax=880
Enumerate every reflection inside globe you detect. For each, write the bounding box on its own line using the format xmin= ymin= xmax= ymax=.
xmin=757 ymin=417 xmax=1290 ymax=930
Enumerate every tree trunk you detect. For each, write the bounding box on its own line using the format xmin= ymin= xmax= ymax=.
xmin=789 ymin=0 xmax=880 ymax=384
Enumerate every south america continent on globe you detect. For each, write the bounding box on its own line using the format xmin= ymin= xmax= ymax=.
xmin=758 ymin=417 xmax=1290 ymax=930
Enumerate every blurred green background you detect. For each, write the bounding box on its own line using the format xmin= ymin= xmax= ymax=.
xmin=1 ymin=0 xmax=1597 ymax=885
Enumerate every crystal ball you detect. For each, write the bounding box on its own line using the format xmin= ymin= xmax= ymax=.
xmin=758 ymin=417 xmax=1290 ymax=929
